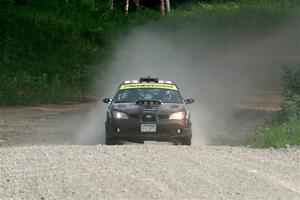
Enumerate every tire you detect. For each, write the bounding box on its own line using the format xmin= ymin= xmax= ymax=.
xmin=181 ymin=138 xmax=191 ymax=146
xmin=105 ymin=138 xmax=118 ymax=145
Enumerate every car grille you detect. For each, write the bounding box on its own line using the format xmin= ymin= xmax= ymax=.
xmin=142 ymin=113 xmax=156 ymax=122
xmin=129 ymin=113 xmax=170 ymax=121
xmin=158 ymin=114 xmax=169 ymax=120
xmin=128 ymin=113 xmax=140 ymax=119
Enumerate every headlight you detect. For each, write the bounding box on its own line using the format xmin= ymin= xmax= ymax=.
xmin=169 ymin=111 xmax=185 ymax=120
xmin=113 ymin=111 xmax=128 ymax=119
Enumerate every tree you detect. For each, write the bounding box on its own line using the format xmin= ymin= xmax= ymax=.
xmin=134 ymin=0 xmax=140 ymax=11
xmin=109 ymin=0 xmax=113 ymax=9
xmin=165 ymin=0 xmax=170 ymax=14
xmin=125 ymin=0 xmax=129 ymax=14
xmin=160 ymin=0 xmax=165 ymax=15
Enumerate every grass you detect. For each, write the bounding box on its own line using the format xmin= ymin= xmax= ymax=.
xmin=0 ymin=0 xmax=299 ymax=105
xmin=0 ymin=1 xmax=160 ymax=105
xmin=250 ymin=121 xmax=300 ymax=148
xmin=249 ymin=68 xmax=300 ymax=148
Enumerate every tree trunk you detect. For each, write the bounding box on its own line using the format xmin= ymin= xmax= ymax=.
xmin=165 ymin=0 xmax=170 ymax=14
xmin=109 ymin=0 xmax=113 ymax=9
xmin=135 ymin=0 xmax=140 ymax=11
xmin=125 ymin=0 xmax=129 ymax=14
xmin=160 ymin=0 xmax=165 ymax=16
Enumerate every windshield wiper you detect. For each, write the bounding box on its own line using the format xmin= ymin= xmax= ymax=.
xmin=115 ymin=101 xmax=135 ymax=103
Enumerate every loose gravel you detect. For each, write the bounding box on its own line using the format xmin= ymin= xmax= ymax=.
xmin=0 ymin=99 xmax=299 ymax=200
xmin=0 ymin=145 xmax=299 ymax=200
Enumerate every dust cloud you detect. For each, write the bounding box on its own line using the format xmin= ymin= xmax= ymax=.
xmin=76 ymin=20 xmax=300 ymax=145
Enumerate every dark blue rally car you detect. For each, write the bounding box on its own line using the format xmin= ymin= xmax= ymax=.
xmin=103 ymin=77 xmax=194 ymax=145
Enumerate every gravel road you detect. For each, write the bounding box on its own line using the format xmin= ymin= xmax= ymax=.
xmin=0 ymin=145 xmax=299 ymax=200
xmin=0 ymin=93 xmax=299 ymax=200
xmin=0 ymin=93 xmax=281 ymax=147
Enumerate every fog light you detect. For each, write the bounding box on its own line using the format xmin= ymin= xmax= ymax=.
xmin=177 ymin=129 xmax=181 ymax=134
xmin=117 ymin=128 xmax=120 ymax=133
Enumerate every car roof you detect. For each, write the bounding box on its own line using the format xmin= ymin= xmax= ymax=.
xmin=122 ymin=77 xmax=173 ymax=84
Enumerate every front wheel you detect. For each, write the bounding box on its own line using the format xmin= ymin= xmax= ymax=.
xmin=181 ymin=138 xmax=191 ymax=146
xmin=105 ymin=138 xmax=118 ymax=145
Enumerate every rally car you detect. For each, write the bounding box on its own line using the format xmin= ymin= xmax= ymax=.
xmin=103 ymin=77 xmax=194 ymax=145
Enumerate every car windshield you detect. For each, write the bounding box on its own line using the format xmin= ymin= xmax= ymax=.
xmin=114 ymin=88 xmax=183 ymax=104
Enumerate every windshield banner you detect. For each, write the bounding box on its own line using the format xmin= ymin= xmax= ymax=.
xmin=119 ymin=83 xmax=177 ymax=90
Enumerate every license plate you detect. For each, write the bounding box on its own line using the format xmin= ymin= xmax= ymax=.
xmin=141 ymin=124 xmax=156 ymax=133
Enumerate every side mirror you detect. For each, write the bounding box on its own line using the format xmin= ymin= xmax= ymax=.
xmin=184 ymin=98 xmax=195 ymax=104
xmin=103 ymin=98 xmax=112 ymax=104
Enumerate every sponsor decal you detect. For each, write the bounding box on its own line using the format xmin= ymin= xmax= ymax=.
xmin=119 ymin=83 xmax=177 ymax=90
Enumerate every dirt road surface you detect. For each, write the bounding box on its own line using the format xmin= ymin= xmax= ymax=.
xmin=0 ymin=92 xmax=281 ymax=146
xmin=0 ymin=145 xmax=299 ymax=200
xmin=0 ymin=93 xmax=299 ymax=200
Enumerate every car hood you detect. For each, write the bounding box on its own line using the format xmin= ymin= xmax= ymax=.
xmin=112 ymin=103 xmax=186 ymax=115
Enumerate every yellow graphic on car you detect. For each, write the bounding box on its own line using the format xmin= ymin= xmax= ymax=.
xmin=119 ymin=83 xmax=177 ymax=90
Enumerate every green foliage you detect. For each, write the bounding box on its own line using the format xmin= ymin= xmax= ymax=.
xmin=0 ymin=0 xmax=298 ymax=105
xmin=170 ymin=0 xmax=293 ymax=26
xmin=0 ymin=71 xmax=88 ymax=105
xmin=250 ymin=121 xmax=300 ymax=148
xmin=250 ymin=68 xmax=300 ymax=148
xmin=277 ymin=68 xmax=300 ymax=122
xmin=0 ymin=0 xmax=159 ymax=105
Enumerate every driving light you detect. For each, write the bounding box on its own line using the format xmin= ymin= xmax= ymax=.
xmin=113 ymin=111 xmax=128 ymax=119
xmin=169 ymin=111 xmax=185 ymax=120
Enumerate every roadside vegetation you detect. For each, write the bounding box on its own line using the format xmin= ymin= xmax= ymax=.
xmin=250 ymin=68 xmax=300 ymax=148
xmin=0 ymin=0 xmax=160 ymax=105
xmin=0 ymin=0 xmax=299 ymax=105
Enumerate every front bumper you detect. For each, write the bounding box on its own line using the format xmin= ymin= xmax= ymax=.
xmin=106 ymin=118 xmax=192 ymax=142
